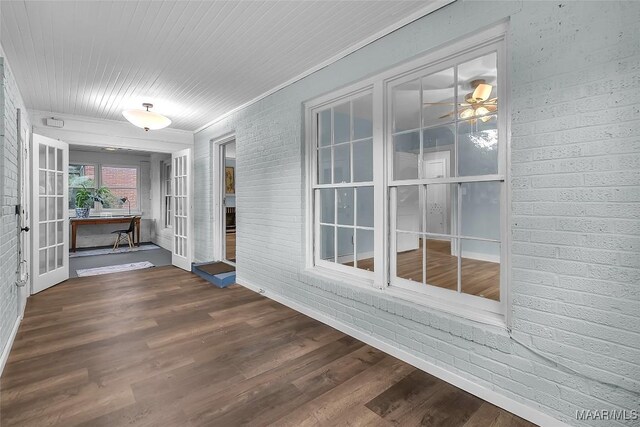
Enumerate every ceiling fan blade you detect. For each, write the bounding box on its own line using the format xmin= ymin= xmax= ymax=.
xmin=472 ymin=84 xmax=493 ymax=102
xmin=485 ymin=98 xmax=498 ymax=104
xmin=438 ymin=111 xmax=455 ymax=119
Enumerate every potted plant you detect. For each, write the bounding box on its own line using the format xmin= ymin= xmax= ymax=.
xmin=74 ymin=185 xmax=113 ymax=218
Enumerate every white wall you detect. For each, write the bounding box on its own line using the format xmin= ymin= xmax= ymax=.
xmin=0 ymin=45 xmax=31 ymax=374
xmin=192 ymin=2 xmax=640 ymax=426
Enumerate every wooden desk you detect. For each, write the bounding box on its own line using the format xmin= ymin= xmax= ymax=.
xmin=70 ymin=216 xmax=140 ymax=252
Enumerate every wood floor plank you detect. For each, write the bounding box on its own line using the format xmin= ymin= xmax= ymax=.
xmin=364 ymin=369 xmax=444 ymax=422
xmin=0 ymin=266 xmax=535 ymax=427
xmin=273 ymin=357 xmax=416 ymax=426
xmin=395 ymin=383 xmax=484 ymax=427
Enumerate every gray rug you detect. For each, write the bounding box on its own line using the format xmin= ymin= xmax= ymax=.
xmin=70 ymin=244 xmax=161 ymax=258
xmin=76 ymin=261 xmax=155 ymax=277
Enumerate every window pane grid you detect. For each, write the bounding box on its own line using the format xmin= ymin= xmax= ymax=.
xmin=390 ymin=50 xmax=501 ymax=303
xmin=39 ymin=147 xmax=65 ymax=275
xmin=312 ymin=91 xmax=374 ymax=273
xmin=162 ymin=161 xmax=173 ymax=228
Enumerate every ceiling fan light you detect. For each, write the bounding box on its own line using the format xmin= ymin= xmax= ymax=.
xmin=475 ymin=106 xmax=490 ymax=117
xmin=460 ymin=108 xmax=475 ymax=119
xmin=122 ymin=103 xmax=171 ymax=131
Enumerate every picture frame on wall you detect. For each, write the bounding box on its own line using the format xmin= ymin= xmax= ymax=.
xmin=225 ymin=166 xmax=235 ymax=194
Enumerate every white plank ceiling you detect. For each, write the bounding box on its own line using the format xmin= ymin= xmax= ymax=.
xmin=1 ymin=0 xmax=439 ymax=131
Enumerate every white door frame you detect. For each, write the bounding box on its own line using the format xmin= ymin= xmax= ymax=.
xmin=211 ymin=134 xmax=235 ymax=264
xmin=17 ymin=109 xmax=30 ymax=313
xmin=423 ymin=151 xmax=451 ymax=237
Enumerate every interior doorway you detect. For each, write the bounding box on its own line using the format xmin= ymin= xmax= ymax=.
xmin=220 ymin=140 xmax=236 ymax=264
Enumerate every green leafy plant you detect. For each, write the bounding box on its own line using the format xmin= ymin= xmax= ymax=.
xmin=74 ymin=184 xmax=113 ymax=209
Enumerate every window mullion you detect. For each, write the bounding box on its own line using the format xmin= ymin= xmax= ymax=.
xmin=457 ymin=182 xmax=462 ymax=293
xmin=453 ymin=65 xmax=459 ymax=178
xmin=372 ymin=80 xmax=386 ymax=289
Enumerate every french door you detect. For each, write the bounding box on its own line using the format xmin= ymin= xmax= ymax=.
xmin=171 ymin=148 xmax=193 ymax=271
xmin=31 ymin=134 xmax=69 ymax=293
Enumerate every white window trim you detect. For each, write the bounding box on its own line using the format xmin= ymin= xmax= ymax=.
xmin=68 ymin=162 xmax=98 ymax=211
xmin=305 ymin=23 xmax=511 ymax=326
xmin=385 ymin=40 xmax=507 ymax=317
xmin=309 ymin=87 xmax=378 ymax=283
xmin=68 ymin=163 xmax=142 ymax=216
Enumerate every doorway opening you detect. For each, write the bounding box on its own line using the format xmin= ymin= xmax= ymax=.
xmin=31 ymin=134 xmax=193 ymax=294
xmin=191 ymin=135 xmax=236 ymax=288
xmin=221 ymin=140 xmax=236 ymax=264
xmin=65 ymin=145 xmax=173 ymax=279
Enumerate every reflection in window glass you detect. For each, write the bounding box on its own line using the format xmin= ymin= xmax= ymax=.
xmin=337 ymin=188 xmax=354 ymax=226
xmin=461 ymin=239 xmax=500 ymax=301
xmin=333 ymin=102 xmax=351 ymax=144
xmin=319 ymin=189 xmax=334 ymax=224
xmin=353 ymin=139 xmax=373 ymax=182
xmin=333 ymin=144 xmax=351 ymax=183
xmin=393 ymin=132 xmax=420 ymax=180
xmin=337 ymin=227 xmax=354 ymax=261
xmin=458 ymin=117 xmax=498 ymax=176
xmin=461 ymin=182 xmax=500 ymax=240
xmin=353 ymin=93 xmax=373 ymax=140
xmin=318 ymin=147 xmax=332 ymax=184
xmin=356 ymin=229 xmax=375 ymax=272
xmin=356 ymin=187 xmax=374 ymax=228
xmin=393 ymin=79 xmax=420 ymax=132
xmin=320 ymin=225 xmax=335 ymax=261
xmin=319 ymin=109 xmax=332 ymax=147
xmin=422 ymin=67 xmax=455 ymax=126
xmin=390 ymin=49 xmax=502 ymax=304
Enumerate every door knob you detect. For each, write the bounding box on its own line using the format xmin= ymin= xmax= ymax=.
xmin=21 ymin=226 xmax=30 ymax=232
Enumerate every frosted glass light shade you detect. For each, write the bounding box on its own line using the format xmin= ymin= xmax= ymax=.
xmin=122 ymin=105 xmax=171 ymax=131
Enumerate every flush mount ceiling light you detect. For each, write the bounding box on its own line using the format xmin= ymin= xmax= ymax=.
xmin=122 ymin=103 xmax=171 ymax=131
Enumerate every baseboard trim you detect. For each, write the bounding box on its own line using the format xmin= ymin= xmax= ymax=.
xmin=0 ymin=315 xmax=21 ymax=377
xmin=236 ymin=277 xmax=567 ymax=427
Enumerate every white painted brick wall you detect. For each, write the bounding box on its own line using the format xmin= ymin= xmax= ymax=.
xmin=0 ymin=51 xmax=29 ymax=358
xmin=191 ymin=2 xmax=639 ymax=425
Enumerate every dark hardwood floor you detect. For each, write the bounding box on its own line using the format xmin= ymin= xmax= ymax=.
xmin=0 ymin=266 xmax=533 ymax=426
xmin=347 ymin=240 xmax=500 ymax=301
xmin=226 ymin=231 xmax=236 ymax=263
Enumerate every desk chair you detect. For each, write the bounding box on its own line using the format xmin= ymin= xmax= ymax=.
xmin=112 ymin=216 xmax=138 ymax=250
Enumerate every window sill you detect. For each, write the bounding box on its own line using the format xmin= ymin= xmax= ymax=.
xmin=304 ymin=265 xmax=376 ymax=292
xmin=383 ymin=286 xmax=507 ymax=329
xmin=303 ymin=265 xmax=507 ymax=330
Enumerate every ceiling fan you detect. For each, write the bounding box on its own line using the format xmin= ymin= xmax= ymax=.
xmin=425 ymin=79 xmax=497 ymax=122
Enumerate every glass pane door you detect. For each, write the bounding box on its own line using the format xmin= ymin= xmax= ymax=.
xmin=32 ymin=134 xmax=69 ymax=294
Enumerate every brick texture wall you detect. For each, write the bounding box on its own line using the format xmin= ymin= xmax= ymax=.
xmin=0 ymin=52 xmax=30 ymax=361
xmin=100 ymin=166 xmax=139 ymax=209
xmin=194 ymin=2 xmax=640 ymax=425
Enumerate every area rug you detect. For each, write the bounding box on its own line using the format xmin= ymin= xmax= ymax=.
xmin=76 ymin=261 xmax=155 ymax=277
xmin=70 ymin=244 xmax=161 ymax=258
